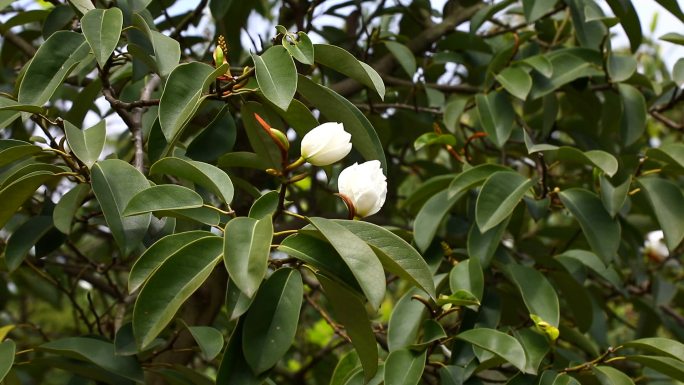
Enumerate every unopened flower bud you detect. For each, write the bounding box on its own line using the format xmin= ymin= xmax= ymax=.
xmin=300 ymin=122 xmax=352 ymax=166
xmin=337 ymin=160 xmax=387 ymax=218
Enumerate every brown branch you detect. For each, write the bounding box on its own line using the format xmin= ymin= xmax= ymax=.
xmin=1 ymin=28 xmax=37 ymax=57
xmin=382 ymin=75 xmax=479 ymax=94
xmin=481 ymin=4 xmax=566 ymax=38
xmin=170 ymin=0 xmax=209 ymax=40
xmin=650 ymin=110 xmax=683 ymax=131
xmin=330 ymin=2 xmax=483 ymax=97
xmin=354 ymin=102 xmax=442 ymax=115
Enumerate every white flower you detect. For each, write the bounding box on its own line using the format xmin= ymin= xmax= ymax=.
xmin=338 ymin=160 xmax=387 ymax=218
xmin=300 ymin=122 xmax=352 ymax=166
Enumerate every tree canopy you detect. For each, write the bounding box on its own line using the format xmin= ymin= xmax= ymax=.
xmin=1 ymin=0 xmax=684 ymax=384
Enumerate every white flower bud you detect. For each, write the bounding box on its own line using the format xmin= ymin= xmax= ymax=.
xmin=338 ymin=160 xmax=387 ymax=218
xmin=300 ymin=122 xmax=352 ymax=166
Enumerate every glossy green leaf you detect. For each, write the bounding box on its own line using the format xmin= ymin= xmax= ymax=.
xmin=18 ymin=31 xmax=91 ymax=106
xmin=448 ymin=164 xmax=510 ymax=198
xmin=384 ymin=41 xmax=417 ymax=76
xmin=154 ymin=207 xmax=220 ymax=226
xmin=252 ymin=46 xmax=297 ymax=111
xmin=330 ymin=350 xmax=361 ymax=385
xmin=607 ymin=53 xmax=637 ymax=82
xmin=0 ymin=340 xmax=15 ymax=383
xmin=468 ymin=216 xmax=510 ymax=267
xmin=226 ymin=278 xmax=254 ymax=320
xmin=522 ymin=0 xmax=557 ymax=22
xmin=522 ymin=55 xmax=553 ymax=77
xmin=223 ymin=216 xmax=274 ymax=298
xmin=249 ymin=191 xmax=279 ymax=219
xmin=476 ymin=91 xmax=515 ymax=148
xmin=496 ymin=67 xmax=532 ymax=100
xmin=618 ymin=84 xmax=646 ymax=146
xmin=91 ymin=160 xmax=151 ymax=256
xmin=456 ymin=328 xmax=527 ymax=372
xmin=131 ymin=14 xmax=180 ymax=77
xmin=309 ymin=217 xmax=385 ymax=309
xmin=281 ymin=30 xmax=314 ymax=65
xmin=387 ymin=287 xmax=429 ymax=351
xmin=605 ymin=0 xmax=642 ymax=52
xmin=529 ymin=49 xmax=603 ymax=99
xmin=188 ymin=326 xmax=224 ymax=361
xmin=318 ymin=274 xmax=378 ymax=381
xmin=646 ymin=143 xmax=684 ymax=169
xmin=654 ymin=0 xmax=684 ymax=23
xmin=625 ymin=355 xmax=684 ymax=381
xmin=314 ymin=44 xmax=385 ymax=99
xmin=414 ymin=189 xmax=463 ymax=252
xmin=660 ymin=32 xmax=684 ymax=45
xmin=0 ymin=142 xmax=42 ymax=169
xmin=593 ymin=365 xmax=634 ymax=385
xmin=39 ymin=337 xmax=144 ymax=383
xmin=129 ymin=231 xmax=214 ymax=293
xmin=529 ymin=146 xmax=618 ymax=177
xmin=5 ymin=216 xmax=53 ymax=272
xmin=216 ymin=324 xmax=265 ymax=385
xmin=556 ymin=249 xmax=621 ymax=288
xmin=476 ymin=171 xmax=535 ymax=232
xmin=68 ymin=0 xmax=94 ymax=14
xmin=599 ymin=175 xmax=630 ymax=218
xmin=81 ymin=8 xmax=122 ymax=67
xmin=436 ymin=290 xmax=480 ymax=307
xmin=559 ymin=188 xmax=620 ymax=262
xmin=64 ymin=120 xmax=106 ymax=168
xmin=159 ymin=62 xmax=225 ymax=143
xmin=413 ymin=133 xmax=456 ymax=151
xmin=384 ymin=348 xmax=426 ymax=385
xmin=243 ymin=268 xmax=303 ymax=374
xmin=0 ymin=171 xmax=60 ymax=230
xmin=150 ymin=157 xmax=234 ymax=205
xmin=297 ymin=75 xmax=386 ymax=171
xmin=133 ymin=236 xmax=222 ymax=349
xmin=449 ymin=258 xmax=484 ymax=301
xmin=637 ymin=177 xmax=684 ymax=251
xmin=123 ymin=185 xmax=203 ymax=216
xmin=623 ymin=337 xmax=684 ymax=360
xmin=333 ymin=220 xmax=435 ymax=298
xmin=507 ymin=264 xmax=560 ymax=327
xmin=443 ymin=96 xmax=468 ymax=131
xmin=515 ymin=328 xmax=550 ymax=375
xmin=0 ymin=97 xmax=21 ymax=129
xmin=674 ymin=58 xmax=684 ymax=86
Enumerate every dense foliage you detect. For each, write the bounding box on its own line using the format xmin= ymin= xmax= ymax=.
xmin=1 ymin=0 xmax=684 ymax=384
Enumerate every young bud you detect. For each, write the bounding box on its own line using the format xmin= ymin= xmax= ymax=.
xmin=300 ymin=122 xmax=352 ymax=166
xmin=337 ymin=160 xmax=387 ymax=218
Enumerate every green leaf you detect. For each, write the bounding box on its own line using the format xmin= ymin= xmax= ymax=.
xmin=249 ymin=191 xmax=279 ymax=219
xmin=252 ymin=46 xmax=297 ymax=111
xmin=625 ymin=355 xmax=684 ymax=381
xmin=150 ymin=157 xmax=234 ymax=205
xmin=314 ymin=44 xmax=385 ymax=99
xmin=318 ymin=274 xmax=378 ymax=381
xmin=540 ymin=147 xmax=618 ymax=177
xmin=387 ymin=287 xmax=429 ymax=351
xmin=331 ymin=350 xmax=361 ymax=385
xmin=414 ymin=189 xmax=463 ymax=252
xmin=384 ymin=348 xmax=426 ymax=385
xmin=333 ymin=220 xmax=436 ymax=298
xmin=529 ymin=49 xmax=603 ymax=99
xmin=646 ymin=143 xmax=684 ymax=169
xmin=133 ymin=236 xmax=222 ymax=349
xmin=223 ymin=216 xmax=274 ymax=298
xmin=64 ymin=119 xmax=106 ymax=168
xmin=448 ymin=164 xmax=510 ymax=198
xmin=456 ymin=328 xmax=527 ymax=373
xmin=654 ymin=0 xmax=684 ymax=23
xmin=592 ymin=365 xmax=634 ymax=385
xmin=39 ymin=337 xmax=143 ymax=383
xmin=0 ymin=171 xmax=60 ymax=230
xmin=556 ymin=249 xmax=621 ymax=288
xmin=637 ymin=177 xmax=684 ymax=251
xmin=68 ymin=0 xmax=94 ymax=15
xmin=674 ymin=58 xmax=684 ymax=86
xmin=131 ymin=13 xmax=180 ymax=77
xmin=123 ymin=185 xmax=203 ymax=216
xmin=507 ymin=264 xmax=560 ymax=327
xmin=243 ymin=268 xmax=303 ymax=374
xmin=436 ymin=290 xmax=480 ymax=307
xmin=240 ymin=102 xmax=283 ymax=169
xmin=216 ymin=323 xmax=265 ymax=385
xmin=413 ymin=133 xmax=456 ymax=151
xmin=18 ymin=31 xmax=91 ymax=106
xmin=607 ymin=53 xmax=637 ymax=82
xmin=309 ymin=217 xmax=386 ymax=309
xmin=443 ymin=96 xmax=468 ymax=132
xmin=476 ymin=171 xmax=535 ymax=232
xmin=129 ymin=231 xmax=214 ymax=293
xmin=468 ymin=213 xmax=510 ymax=267
xmin=521 ymin=55 xmax=553 ymax=77
xmin=559 ymin=188 xmax=621 ymax=262
xmin=476 ymin=91 xmax=515 ymax=148
xmin=496 ymin=67 xmax=532 ymax=100
xmin=384 ymin=41 xmax=417 ymax=76
xmin=159 ymin=62 xmax=224 ymax=143
xmin=282 ymin=30 xmax=314 ymax=65
xmin=0 ymin=141 xmax=42 ymax=169
xmin=522 ymin=0 xmax=557 ymax=22
xmin=81 ymin=8 xmax=123 ymax=67
xmin=5 ymin=216 xmax=53 ymax=272
xmin=514 ymin=328 xmax=550 ymax=375
xmin=297 ymin=75 xmax=387 ymax=171
xmin=449 ymin=258 xmax=484 ymax=301
xmin=188 ymin=326 xmax=224 ymax=361
xmin=226 ymin=278 xmax=254 ymax=320
xmin=0 ymin=340 xmax=15 ymax=383
xmin=623 ymin=337 xmax=684 ymax=360
xmin=91 ymin=160 xmax=151 ymax=256
xmin=618 ymin=84 xmax=646 ymax=146
xmin=605 ymin=0 xmax=642 ymax=52
xmin=599 ymin=175 xmax=630 ymax=218
xmin=52 ymin=183 xmax=90 ymax=234
xmin=660 ymin=32 xmax=684 ymax=45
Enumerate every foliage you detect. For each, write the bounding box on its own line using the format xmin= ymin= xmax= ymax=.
xmin=0 ymin=0 xmax=684 ymax=384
